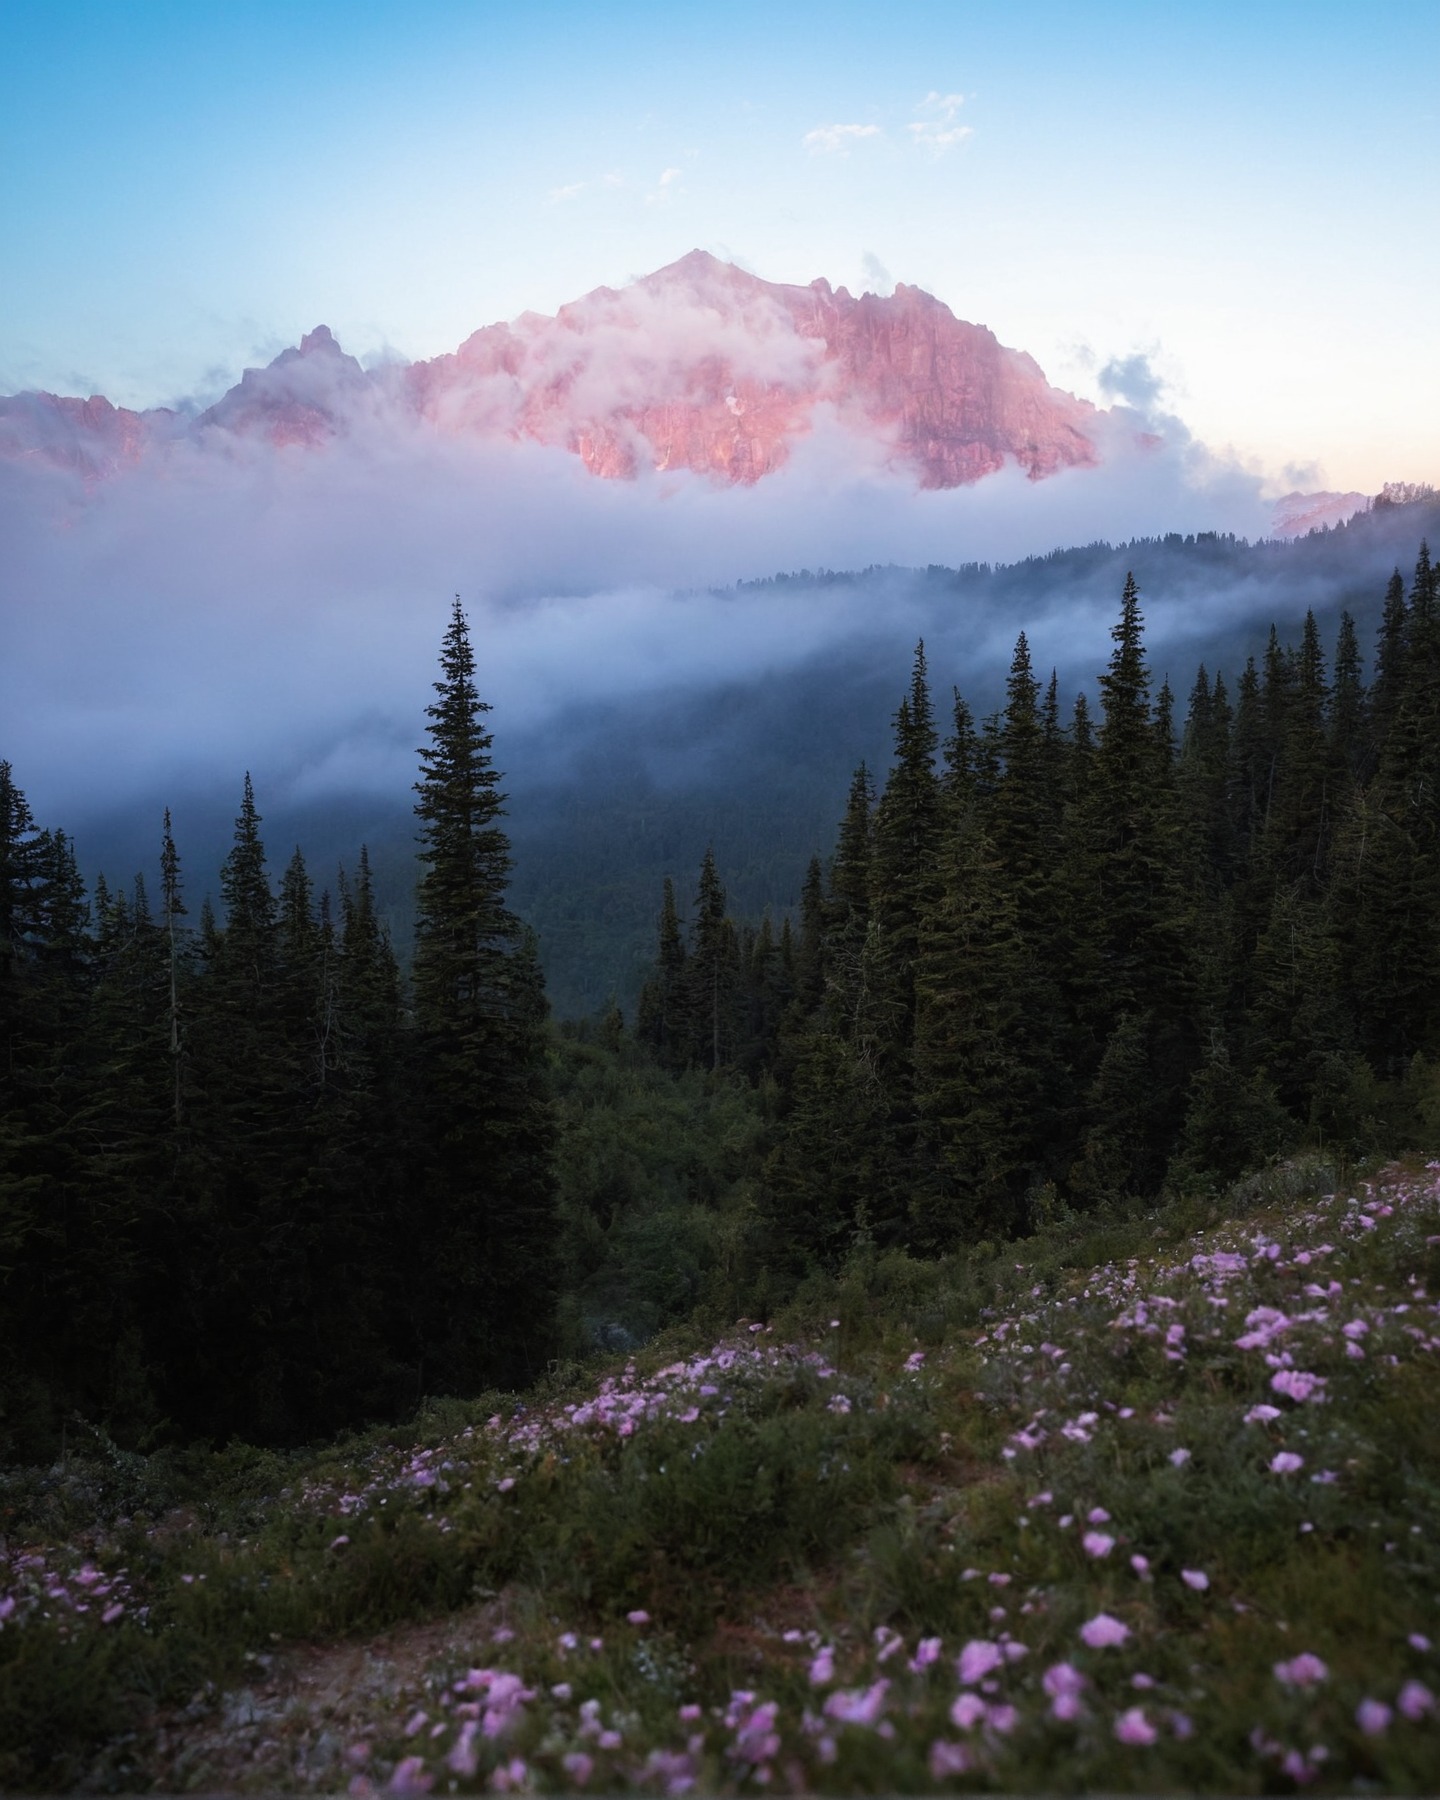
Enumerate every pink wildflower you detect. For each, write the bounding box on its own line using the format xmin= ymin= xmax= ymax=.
xmin=1244 ymin=1403 xmax=1282 ymax=1424
xmin=1398 ymin=1680 xmax=1434 ymax=1721
xmin=1356 ymin=1698 xmax=1392 ymax=1735
xmin=626 ymin=1609 xmax=651 ymax=1625
xmin=1274 ymin=1652 xmax=1328 ymax=1688
xmin=101 ymin=1602 xmax=124 ymax=1623
xmin=387 ymin=1759 xmax=433 ymax=1795
xmin=949 ymin=1693 xmax=987 ymax=1731
xmin=1271 ymin=1369 xmax=1328 ymax=1403
xmin=957 ymin=1640 xmax=1004 ymax=1684
xmin=986 ymin=1702 xmax=1019 ymax=1734
xmin=1130 ymin=1553 xmax=1151 ymax=1578
xmin=1169 ymin=1446 xmax=1191 ymax=1466
xmin=448 ymin=1722 xmax=480 ymax=1777
xmin=824 ymin=1680 xmax=888 ymax=1729
xmin=490 ymin=1757 xmax=529 ymax=1791
xmin=1409 ymin=1633 xmax=1432 ymax=1652
xmin=1280 ymin=1750 xmax=1322 ymax=1786
xmin=807 ymin=1647 xmax=835 ymax=1686
xmin=873 ymin=1625 xmax=904 ymax=1663
xmin=909 ymin=1636 xmax=943 ymax=1672
xmin=1181 ymin=1569 xmax=1209 ymax=1591
xmin=560 ymin=1752 xmax=593 ymax=1786
xmin=1270 ymin=1451 xmax=1305 ymax=1474
xmin=928 ymin=1740 xmax=972 ymax=1777
xmin=1114 ymin=1706 xmax=1158 ymax=1746
xmin=1088 ymin=1506 xmax=1111 ymax=1523
xmin=731 ymin=1697 xmax=781 ymax=1762
xmin=1043 ymin=1661 xmax=1086 ymax=1721
xmin=1080 ymin=1612 xmax=1130 ymax=1648
xmin=1083 ymin=1531 xmax=1115 ymax=1558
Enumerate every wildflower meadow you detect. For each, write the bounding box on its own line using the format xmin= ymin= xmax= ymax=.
xmin=2 ymin=1154 xmax=1438 ymax=1791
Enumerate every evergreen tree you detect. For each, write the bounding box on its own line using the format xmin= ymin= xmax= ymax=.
xmin=635 ymin=877 xmax=688 ymax=1068
xmin=409 ymin=598 xmax=558 ymax=1393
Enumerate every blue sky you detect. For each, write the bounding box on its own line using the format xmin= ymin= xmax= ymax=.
xmin=3 ymin=0 xmax=1437 ymax=490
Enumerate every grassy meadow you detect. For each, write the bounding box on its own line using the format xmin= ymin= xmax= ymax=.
xmin=3 ymin=1155 xmax=1438 ymax=1793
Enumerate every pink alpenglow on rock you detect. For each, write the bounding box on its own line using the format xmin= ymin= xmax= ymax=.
xmin=1274 ymin=1653 xmax=1329 ymax=1688
xmin=1080 ymin=1613 xmax=1131 ymax=1649
xmin=0 ymin=253 xmax=1105 ymax=494
xmin=1114 ymin=1706 xmax=1158 ymax=1746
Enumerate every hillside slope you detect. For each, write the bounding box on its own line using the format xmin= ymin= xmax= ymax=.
xmin=5 ymin=1159 xmax=1438 ymax=1792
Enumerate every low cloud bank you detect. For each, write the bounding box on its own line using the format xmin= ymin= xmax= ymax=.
xmin=4 ymin=403 xmax=1281 ymax=836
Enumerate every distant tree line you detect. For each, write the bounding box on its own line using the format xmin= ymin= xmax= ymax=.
xmin=636 ymin=546 xmax=1440 ymax=1272
xmin=0 ymin=601 xmax=556 ymax=1460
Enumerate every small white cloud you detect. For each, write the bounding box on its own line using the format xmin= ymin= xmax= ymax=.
xmin=907 ymin=121 xmax=974 ymax=154
xmin=645 ymin=166 xmax=684 ymax=206
xmin=547 ymin=172 xmax=625 ymax=205
xmin=803 ymin=122 xmax=883 ymax=155
xmin=908 ymin=90 xmax=973 ymax=152
xmin=915 ymin=90 xmax=967 ymax=120
xmin=861 ymin=251 xmax=893 ymax=295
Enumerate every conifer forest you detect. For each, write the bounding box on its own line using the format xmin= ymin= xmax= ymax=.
xmin=4 ymin=532 xmax=1440 ymax=1793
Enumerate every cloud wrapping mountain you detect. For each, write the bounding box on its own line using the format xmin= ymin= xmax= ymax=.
xmin=0 ymin=250 xmax=1320 ymax=851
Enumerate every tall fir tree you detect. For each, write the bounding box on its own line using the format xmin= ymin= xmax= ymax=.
xmin=409 ymin=598 xmax=558 ymax=1393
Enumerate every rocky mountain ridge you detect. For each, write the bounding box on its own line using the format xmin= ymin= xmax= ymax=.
xmin=0 ymin=250 xmax=1103 ymax=491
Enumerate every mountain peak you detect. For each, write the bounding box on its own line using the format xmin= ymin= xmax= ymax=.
xmin=298 ymin=325 xmax=344 ymax=357
xmin=1 ymin=257 xmax=1106 ymax=490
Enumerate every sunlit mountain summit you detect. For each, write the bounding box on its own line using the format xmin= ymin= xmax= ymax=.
xmin=0 ymin=250 xmax=1105 ymax=491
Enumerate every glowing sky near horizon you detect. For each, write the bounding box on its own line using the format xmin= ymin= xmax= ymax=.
xmin=2 ymin=0 xmax=1436 ymax=494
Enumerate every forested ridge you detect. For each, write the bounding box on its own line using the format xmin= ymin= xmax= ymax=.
xmin=635 ymin=542 xmax=1440 ymax=1274
xmin=3 ymin=543 xmax=1439 ymax=1464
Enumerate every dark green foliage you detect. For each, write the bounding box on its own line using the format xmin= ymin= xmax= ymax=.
xmin=633 ymin=551 xmax=1440 ymax=1269
xmin=0 ymin=602 xmax=560 ymax=1458
xmin=7 ymin=539 xmax=1440 ymax=1466
xmin=407 ymin=598 xmax=559 ymax=1395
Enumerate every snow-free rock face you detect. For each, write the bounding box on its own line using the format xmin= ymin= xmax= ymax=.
xmin=1269 ymin=489 xmax=1371 ymax=539
xmin=0 ymin=251 xmax=1103 ymax=488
